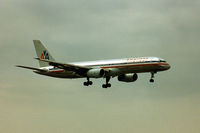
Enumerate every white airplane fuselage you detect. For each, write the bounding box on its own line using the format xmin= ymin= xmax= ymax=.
xmin=35 ymin=57 xmax=170 ymax=78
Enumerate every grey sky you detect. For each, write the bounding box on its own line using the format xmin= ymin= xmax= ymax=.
xmin=0 ymin=0 xmax=200 ymax=133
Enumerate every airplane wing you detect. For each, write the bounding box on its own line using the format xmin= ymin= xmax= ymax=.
xmin=35 ymin=58 xmax=90 ymax=75
xmin=16 ymin=65 xmax=48 ymax=72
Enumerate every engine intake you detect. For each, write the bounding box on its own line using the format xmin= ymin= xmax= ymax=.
xmin=87 ymin=69 xmax=105 ymax=78
xmin=118 ymin=73 xmax=138 ymax=82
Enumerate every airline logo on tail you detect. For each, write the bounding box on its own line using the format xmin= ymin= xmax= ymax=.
xmin=40 ymin=50 xmax=49 ymax=60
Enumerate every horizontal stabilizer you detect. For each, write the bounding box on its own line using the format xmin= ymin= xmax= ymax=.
xmin=16 ymin=65 xmax=47 ymax=72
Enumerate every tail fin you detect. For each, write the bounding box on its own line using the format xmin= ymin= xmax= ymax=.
xmin=33 ymin=40 xmax=55 ymax=67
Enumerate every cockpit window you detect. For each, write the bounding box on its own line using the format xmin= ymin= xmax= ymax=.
xmin=160 ymin=60 xmax=166 ymax=63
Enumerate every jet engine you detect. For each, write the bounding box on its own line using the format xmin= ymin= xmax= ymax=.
xmin=87 ymin=69 xmax=105 ymax=78
xmin=118 ymin=73 xmax=138 ymax=82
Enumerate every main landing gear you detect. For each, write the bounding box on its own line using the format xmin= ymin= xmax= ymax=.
xmin=150 ymin=72 xmax=156 ymax=83
xmin=83 ymin=77 xmax=93 ymax=86
xmin=83 ymin=76 xmax=112 ymax=88
xmin=102 ymin=76 xmax=111 ymax=88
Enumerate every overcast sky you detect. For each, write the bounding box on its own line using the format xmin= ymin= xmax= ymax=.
xmin=0 ymin=0 xmax=200 ymax=133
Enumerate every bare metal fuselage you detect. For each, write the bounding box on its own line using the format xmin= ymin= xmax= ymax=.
xmin=34 ymin=57 xmax=170 ymax=79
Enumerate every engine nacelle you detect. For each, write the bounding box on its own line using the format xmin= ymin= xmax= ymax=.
xmin=87 ymin=69 xmax=105 ymax=78
xmin=118 ymin=73 xmax=138 ymax=82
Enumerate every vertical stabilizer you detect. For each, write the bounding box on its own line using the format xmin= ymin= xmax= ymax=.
xmin=33 ymin=40 xmax=55 ymax=67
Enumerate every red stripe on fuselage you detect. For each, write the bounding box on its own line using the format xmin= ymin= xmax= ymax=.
xmin=48 ymin=63 xmax=169 ymax=72
xmin=100 ymin=63 xmax=169 ymax=69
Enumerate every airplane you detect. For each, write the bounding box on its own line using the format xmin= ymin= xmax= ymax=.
xmin=16 ymin=40 xmax=170 ymax=88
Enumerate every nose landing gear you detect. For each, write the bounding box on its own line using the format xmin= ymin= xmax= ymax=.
xmin=150 ymin=72 xmax=156 ymax=83
xmin=150 ymin=78 xmax=154 ymax=83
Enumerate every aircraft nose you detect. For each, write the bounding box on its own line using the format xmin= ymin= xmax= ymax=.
xmin=165 ymin=63 xmax=171 ymax=70
xmin=159 ymin=63 xmax=170 ymax=70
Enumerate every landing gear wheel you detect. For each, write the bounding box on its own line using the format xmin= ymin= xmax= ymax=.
xmin=88 ymin=81 xmax=93 ymax=85
xmin=150 ymin=79 xmax=154 ymax=83
xmin=102 ymin=84 xmax=107 ymax=88
xmin=107 ymin=83 xmax=111 ymax=87
xmin=84 ymin=82 xmax=89 ymax=86
xmin=102 ymin=83 xmax=111 ymax=88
